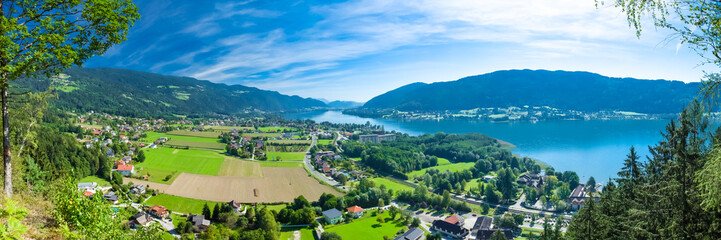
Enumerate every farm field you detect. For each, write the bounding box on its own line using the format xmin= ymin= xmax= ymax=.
xmin=145 ymin=194 xmax=221 ymax=214
xmin=205 ymin=126 xmax=254 ymax=131
xmin=369 ymin=177 xmax=414 ymax=193
xmin=220 ymin=158 xmax=263 ymax=177
xmin=266 ymin=151 xmax=306 ymax=161
xmin=143 ymin=132 xmax=225 ymax=150
xmin=78 ymin=175 xmax=111 ymax=186
xmin=280 ymin=227 xmax=314 ymax=240
xmin=406 ymin=162 xmax=475 ymax=179
xmin=317 ymin=139 xmax=333 ymax=145
xmin=258 ymin=161 xmax=304 ymax=168
xmin=167 ymin=130 xmax=222 ymax=138
xmin=259 ymin=126 xmax=296 ymax=132
xmin=324 ymin=211 xmax=406 ymax=240
xmin=135 ymin=147 xmax=224 ymax=183
xmin=163 ymin=168 xmax=340 ymax=203
xmin=242 ymin=133 xmax=281 ymax=138
xmin=267 ymin=140 xmax=311 ymax=144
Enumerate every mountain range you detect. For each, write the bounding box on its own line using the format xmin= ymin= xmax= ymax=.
xmin=362 ymin=69 xmax=702 ymax=114
xmin=16 ymin=67 xmax=326 ymax=117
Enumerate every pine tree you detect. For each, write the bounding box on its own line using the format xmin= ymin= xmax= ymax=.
xmin=202 ymin=203 xmax=211 ymax=220
xmin=212 ymin=204 xmax=220 ymax=221
xmin=566 ymin=199 xmax=607 ymax=239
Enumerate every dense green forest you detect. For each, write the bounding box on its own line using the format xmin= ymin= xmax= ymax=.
xmin=362 ymin=70 xmax=700 ymax=113
xmin=15 ymin=67 xmax=326 ymax=118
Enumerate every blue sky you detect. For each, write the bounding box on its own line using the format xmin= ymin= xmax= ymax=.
xmin=85 ymin=0 xmax=716 ymax=102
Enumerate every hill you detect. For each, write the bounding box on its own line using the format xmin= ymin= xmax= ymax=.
xmin=16 ymin=67 xmax=326 ymax=117
xmin=326 ymin=100 xmax=364 ymax=109
xmin=362 ymin=70 xmax=702 ymax=114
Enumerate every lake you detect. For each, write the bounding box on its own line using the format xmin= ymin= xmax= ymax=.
xmin=284 ymin=110 xmax=671 ymax=181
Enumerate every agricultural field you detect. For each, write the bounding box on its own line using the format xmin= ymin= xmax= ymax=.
xmin=145 ymin=194 xmax=221 ymax=214
xmin=134 ymin=147 xmax=225 ymax=183
xmin=258 ymin=126 xmax=297 ymax=133
xmin=267 ymin=140 xmax=311 ymax=145
xmin=242 ymin=133 xmax=281 ymax=138
xmin=257 ymin=161 xmax=304 ymax=168
xmin=78 ymin=175 xmax=111 ymax=187
xmin=163 ymin=168 xmax=341 ymax=203
xmin=167 ymin=130 xmax=222 ymax=138
xmin=369 ymin=177 xmax=415 ymax=193
xmin=220 ymin=158 xmax=263 ymax=177
xmin=406 ymin=162 xmax=475 ymax=179
xmin=324 ymin=211 xmax=407 ymax=240
xmin=266 ymin=151 xmax=306 ymax=161
xmin=317 ymin=139 xmax=333 ymax=145
xmin=280 ymin=227 xmax=314 ymax=240
xmin=142 ymin=131 xmax=225 ymax=150
xmin=205 ymin=126 xmax=255 ymax=132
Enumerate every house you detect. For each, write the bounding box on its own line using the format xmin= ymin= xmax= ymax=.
xmin=83 ymin=190 xmax=94 ymax=197
xmin=228 ymin=200 xmax=242 ymax=212
xmin=115 ymin=164 xmax=134 ymax=176
xmin=569 ymin=184 xmax=587 ymax=210
xmin=77 ymin=182 xmax=98 ymax=192
xmin=106 ymin=148 xmax=115 ymax=157
xmin=130 ymin=184 xmax=146 ymax=195
xmin=91 ymin=129 xmax=102 ymax=136
xmin=482 ymin=175 xmax=495 ymax=182
xmin=131 ymin=212 xmax=153 ymax=228
xmin=346 ymin=205 xmax=364 ymax=218
xmin=517 ymin=172 xmax=544 ymax=188
xmin=358 ymin=134 xmax=396 ymax=143
xmin=394 ymin=227 xmax=425 ymax=240
xmin=148 ymin=205 xmax=169 ymax=219
xmin=431 ymin=215 xmax=469 ymax=239
xmin=255 ymin=140 xmax=264 ymax=149
xmin=322 ymin=162 xmax=331 ymax=173
xmin=188 ymin=214 xmax=211 ymax=232
xmin=322 ymin=209 xmax=343 ymax=224
xmin=472 ymin=216 xmax=515 ymax=240
xmin=103 ymin=191 xmax=119 ymax=204
xmin=121 ymin=155 xmax=132 ymax=164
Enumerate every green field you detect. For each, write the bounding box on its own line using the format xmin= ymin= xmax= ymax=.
xmin=258 ymin=161 xmax=304 ymax=168
xmin=242 ymin=133 xmax=281 ymax=138
xmin=267 ymin=140 xmax=311 ymax=144
xmin=135 ymin=147 xmax=224 ymax=182
xmin=436 ymin=157 xmax=451 ymax=165
xmin=205 ymin=126 xmax=255 ymax=131
xmin=78 ymin=175 xmax=111 ymax=187
xmin=369 ymin=177 xmax=414 ymax=193
xmin=145 ymin=194 xmax=222 ymax=214
xmin=280 ymin=227 xmax=314 ymax=240
xmin=325 ymin=211 xmax=406 ymax=240
xmin=406 ymin=162 xmax=475 ymax=179
xmin=167 ymin=130 xmax=222 ymax=138
xmin=142 ymin=131 xmax=225 ymax=150
xmin=259 ymin=126 xmax=296 ymax=133
xmin=266 ymin=151 xmax=306 ymax=161
xmin=317 ymin=139 xmax=333 ymax=145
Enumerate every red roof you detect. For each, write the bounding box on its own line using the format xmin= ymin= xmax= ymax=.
xmin=83 ymin=190 xmax=94 ymax=197
xmin=346 ymin=205 xmax=363 ymax=213
xmin=116 ymin=164 xmax=134 ymax=171
xmin=150 ymin=205 xmax=168 ymax=215
xmin=444 ymin=215 xmax=462 ymax=225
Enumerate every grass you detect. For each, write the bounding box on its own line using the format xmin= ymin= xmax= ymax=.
xmin=369 ymin=177 xmax=414 ymax=193
xmin=167 ymin=130 xmax=221 ymax=138
xmin=261 ymin=204 xmax=287 ymax=212
xmin=259 ymin=126 xmax=296 ymax=133
xmin=266 ymin=151 xmax=306 ymax=161
xmin=219 ymin=158 xmax=263 ymax=177
xmin=171 ymin=214 xmax=187 ymax=228
xmin=317 ymin=139 xmax=333 ymax=145
xmin=406 ymin=162 xmax=475 ymax=179
xmin=145 ymin=194 xmax=222 ymax=214
xmin=78 ymin=175 xmax=111 ymax=187
xmin=436 ymin=157 xmax=451 ymax=165
xmin=206 ymin=126 xmax=255 ymax=131
xmin=280 ymin=227 xmax=314 ymax=240
xmin=325 ymin=211 xmax=406 ymax=240
xmin=242 ymin=133 xmax=282 ymax=138
xmin=258 ymin=161 xmax=304 ymax=168
xmin=267 ymin=140 xmax=311 ymax=144
xmin=142 ymin=132 xmax=225 ymax=150
xmin=134 ymin=147 xmax=224 ymax=183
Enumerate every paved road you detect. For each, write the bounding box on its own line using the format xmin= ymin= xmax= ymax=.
xmin=303 ymin=134 xmax=343 ymax=191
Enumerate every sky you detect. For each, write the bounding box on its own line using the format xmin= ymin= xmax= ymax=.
xmin=85 ymin=0 xmax=717 ymax=102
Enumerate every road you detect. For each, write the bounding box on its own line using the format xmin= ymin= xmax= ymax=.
xmin=303 ymin=134 xmax=344 ymax=191
xmin=450 ymin=193 xmax=573 ymax=220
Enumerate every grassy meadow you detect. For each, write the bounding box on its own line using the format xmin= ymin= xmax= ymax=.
xmin=135 ymin=147 xmax=224 ymax=182
xmin=406 ymin=162 xmax=475 ymax=179
xmin=324 ymin=211 xmax=407 ymax=240
xmin=145 ymin=194 xmax=221 ymax=214
xmin=369 ymin=177 xmax=414 ymax=193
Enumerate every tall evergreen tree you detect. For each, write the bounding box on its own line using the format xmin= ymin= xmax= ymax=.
xmin=566 ymin=198 xmax=608 ymax=240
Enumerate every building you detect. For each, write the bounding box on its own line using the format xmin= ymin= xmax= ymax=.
xmin=358 ymin=134 xmax=396 ymax=143
xmin=130 ymin=184 xmax=146 ymax=195
xmin=77 ymin=182 xmax=98 ymax=192
xmin=322 ymin=209 xmax=343 ymax=224
xmin=569 ymin=184 xmax=587 ymax=210
xmin=517 ymin=172 xmax=544 ymax=188
xmin=472 ymin=216 xmax=515 ymax=240
xmin=103 ymin=191 xmax=119 ymax=204
xmin=228 ymin=200 xmax=243 ymax=213
xmin=188 ymin=214 xmax=211 ymax=232
xmin=148 ymin=205 xmax=169 ymax=219
xmin=394 ymin=227 xmax=425 ymax=240
xmin=346 ymin=205 xmax=364 ymax=218
xmin=115 ymin=164 xmax=134 ymax=176
xmin=431 ymin=215 xmax=469 ymax=239
xmin=131 ymin=212 xmax=153 ymax=228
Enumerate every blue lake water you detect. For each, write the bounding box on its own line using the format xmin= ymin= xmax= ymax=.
xmin=284 ymin=110 xmax=671 ymax=181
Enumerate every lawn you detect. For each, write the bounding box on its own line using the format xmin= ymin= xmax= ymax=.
xmin=266 ymin=151 xmax=306 ymax=161
xmin=258 ymin=161 xmax=304 ymax=168
xmin=406 ymin=162 xmax=475 ymax=179
xmin=259 ymin=126 xmax=296 ymax=133
xmin=78 ymin=175 xmax=111 ymax=187
xmin=280 ymin=227 xmax=314 ymax=240
xmin=134 ymin=147 xmax=224 ymax=183
xmin=142 ymin=131 xmax=225 ymax=150
xmin=317 ymin=139 xmax=333 ymax=145
xmin=145 ymin=194 xmax=222 ymax=214
xmin=369 ymin=177 xmax=414 ymax=193
xmin=325 ymin=211 xmax=407 ymax=240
